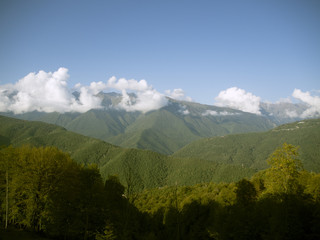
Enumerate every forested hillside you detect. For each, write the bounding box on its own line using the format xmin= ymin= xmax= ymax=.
xmin=0 ymin=115 xmax=122 ymax=166
xmin=174 ymin=118 xmax=320 ymax=172
xmin=0 ymin=115 xmax=254 ymax=189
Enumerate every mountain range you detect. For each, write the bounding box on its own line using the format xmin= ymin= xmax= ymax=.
xmin=0 ymin=115 xmax=319 ymax=190
xmin=1 ymin=92 xmax=309 ymax=155
xmin=0 ymin=115 xmax=255 ymax=189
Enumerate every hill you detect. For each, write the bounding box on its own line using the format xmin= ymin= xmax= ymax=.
xmin=173 ymin=118 xmax=320 ymax=172
xmin=0 ymin=115 xmax=122 ymax=166
xmin=1 ymin=93 xmax=276 ymax=154
xmin=0 ymin=115 xmax=254 ymax=189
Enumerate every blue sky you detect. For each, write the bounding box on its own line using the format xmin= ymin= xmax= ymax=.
xmin=0 ymin=0 xmax=319 ymax=106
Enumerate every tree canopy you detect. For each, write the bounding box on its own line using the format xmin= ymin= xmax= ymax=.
xmin=1 ymin=144 xmax=319 ymax=240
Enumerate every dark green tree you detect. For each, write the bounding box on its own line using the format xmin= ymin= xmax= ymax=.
xmin=235 ymin=179 xmax=257 ymax=206
xmin=78 ymin=164 xmax=107 ymax=240
xmin=0 ymin=146 xmax=17 ymax=229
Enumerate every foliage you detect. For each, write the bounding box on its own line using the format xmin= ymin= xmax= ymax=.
xmin=0 ymin=146 xmax=146 ymax=239
xmin=265 ymin=143 xmax=303 ymax=194
xmin=1 ymin=144 xmax=320 ymax=240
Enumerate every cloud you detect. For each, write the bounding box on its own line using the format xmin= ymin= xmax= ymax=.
xmin=2 ymin=68 xmax=318 ymax=120
xmin=107 ymin=77 xmax=167 ymax=113
xmin=284 ymin=110 xmax=299 ymax=118
xmin=292 ymin=89 xmax=320 ymax=118
xmin=0 ymin=69 xmax=168 ymax=114
xmin=214 ymin=87 xmax=261 ymax=114
xmin=177 ymin=104 xmax=190 ymax=115
xmin=202 ymin=110 xmax=239 ymax=116
xmin=165 ymin=88 xmax=192 ymax=102
xmin=0 ymin=68 xmax=104 ymax=114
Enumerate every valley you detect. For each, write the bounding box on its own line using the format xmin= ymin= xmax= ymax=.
xmin=2 ymin=92 xmax=307 ymax=155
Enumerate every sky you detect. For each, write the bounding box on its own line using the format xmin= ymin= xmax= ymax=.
xmin=0 ymin=0 xmax=319 ymax=115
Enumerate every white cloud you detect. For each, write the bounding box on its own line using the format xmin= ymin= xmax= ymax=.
xmin=2 ymin=68 xmax=318 ymax=120
xmin=0 ymin=68 xmax=104 ymax=114
xmin=165 ymin=88 xmax=192 ymax=102
xmin=214 ymin=87 xmax=261 ymax=114
xmin=0 ymin=69 xmax=168 ymax=114
xmin=181 ymin=109 xmax=190 ymax=115
xmin=107 ymin=76 xmax=167 ymax=113
xmin=292 ymin=89 xmax=320 ymax=118
xmin=202 ymin=110 xmax=239 ymax=116
xmin=107 ymin=76 xmax=149 ymax=91
xmin=73 ymin=81 xmax=108 ymax=112
xmin=285 ymin=110 xmax=299 ymax=118
xmin=177 ymin=104 xmax=190 ymax=115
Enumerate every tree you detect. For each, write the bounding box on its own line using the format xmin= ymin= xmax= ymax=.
xmin=305 ymin=173 xmax=320 ymax=201
xmin=78 ymin=164 xmax=107 ymax=240
xmin=231 ymin=179 xmax=259 ymax=240
xmin=44 ymin=156 xmax=82 ymax=238
xmin=265 ymin=143 xmax=303 ymax=194
xmin=104 ymin=175 xmax=125 ymax=201
xmin=0 ymin=146 xmax=17 ymax=229
xmin=235 ymin=179 xmax=257 ymax=206
xmin=9 ymin=146 xmax=75 ymax=230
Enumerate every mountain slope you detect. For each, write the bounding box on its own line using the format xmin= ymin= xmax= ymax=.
xmin=173 ymin=118 xmax=320 ymax=172
xmin=109 ymin=100 xmax=276 ymax=154
xmin=0 ymin=115 xmax=255 ymax=189
xmin=0 ymin=93 xmax=276 ymax=154
xmin=0 ymin=115 xmax=122 ymax=166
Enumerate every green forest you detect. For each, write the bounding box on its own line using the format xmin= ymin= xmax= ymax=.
xmin=1 ymin=144 xmax=320 ymax=240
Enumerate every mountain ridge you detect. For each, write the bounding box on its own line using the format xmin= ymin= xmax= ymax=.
xmin=1 ymin=93 xmax=278 ymax=154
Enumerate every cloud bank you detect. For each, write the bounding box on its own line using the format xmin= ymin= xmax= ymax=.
xmin=107 ymin=77 xmax=168 ymax=113
xmin=0 ymin=68 xmax=170 ymax=114
xmin=292 ymin=89 xmax=320 ymax=118
xmin=0 ymin=68 xmax=105 ymax=113
xmin=1 ymin=67 xmax=319 ymax=119
xmin=213 ymin=87 xmax=320 ymax=118
xmin=214 ymin=87 xmax=261 ymax=114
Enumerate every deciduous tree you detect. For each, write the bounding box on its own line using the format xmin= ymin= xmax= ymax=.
xmin=265 ymin=143 xmax=303 ymax=194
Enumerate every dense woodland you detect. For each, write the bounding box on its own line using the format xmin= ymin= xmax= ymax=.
xmin=1 ymin=144 xmax=320 ymax=239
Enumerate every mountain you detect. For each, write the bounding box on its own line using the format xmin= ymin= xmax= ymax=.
xmin=0 ymin=115 xmax=122 ymax=166
xmin=173 ymin=118 xmax=320 ymax=172
xmin=259 ymin=102 xmax=308 ymax=124
xmin=0 ymin=92 xmax=276 ymax=154
xmin=0 ymin=115 xmax=255 ymax=189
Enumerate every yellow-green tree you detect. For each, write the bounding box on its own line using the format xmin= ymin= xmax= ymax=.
xmin=265 ymin=143 xmax=303 ymax=194
xmin=7 ymin=146 xmax=76 ymax=231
